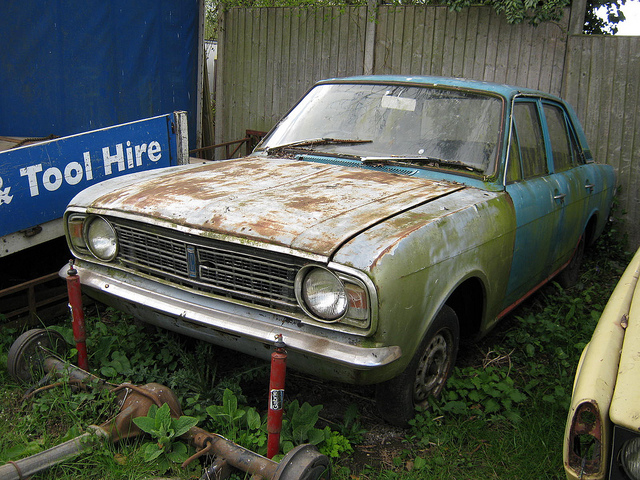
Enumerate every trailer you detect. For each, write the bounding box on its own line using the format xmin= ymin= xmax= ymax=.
xmin=0 ymin=0 xmax=203 ymax=257
xmin=0 ymin=113 xmax=189 ymax=257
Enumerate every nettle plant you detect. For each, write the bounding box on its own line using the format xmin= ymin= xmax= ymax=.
xmin=132 ymin=403 xmax=198 ymax=474
xmin=205 ymin=388 xmax=352 ymax=459
xmin=435 ymin=366 xmax=528 ymax=423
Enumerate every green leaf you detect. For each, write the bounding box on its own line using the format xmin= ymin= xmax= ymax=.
xmin=172 ymin=415 xmax=198 ymax=437
xmin=282 ymin=440 xmax=295 ymax=454
xmin=143 ymin=442 xmax=164 ymax=462
xmin=443 ymin=401 xmax=468 ymax=415
xmin=100 ymin=366 xmax=118 ymax=378
xmin=246 ymin=408 xmax=261 ymax=431
xmin=509 ymin=389 xmax=527 ymax=403
xmin=307 ymin=427 xmax=325 ymax=445
xmin=468 ymin=390 xmax=482 ymax=402
xmin=292 ymin=403 xmax=322 ymax=430
xmin=133 ymin=416 xmax=159 ymax=435
xmin=206 ymin=405 xmax=224 ymax=418
xmin=166 ymin=442 xmax=189 ymax=463
xmin=223 ymin=388 xmax=238 ymax=416
xmin=147 ymin=404 xmax=158 ymax=418
xmin=525 ymin=343 xmax=535 ymax=357
xmin=484 ymin=399 xmax=500 ymax=413
xmin=156 ymin=456 xmax=170 ymax=474
xmin=154 ymin=403 xmax=172 ymax=432
xmin=232 ymin=408 xmax=246 ymax=423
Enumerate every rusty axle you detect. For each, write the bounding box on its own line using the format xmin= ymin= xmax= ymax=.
xmin=3 ymin=329 xmax=330 ymax=480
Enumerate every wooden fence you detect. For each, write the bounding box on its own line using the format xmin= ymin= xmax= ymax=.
xmin=215 ymin=5 xmax=640 ymax=248
xmin=563 ymin=34 xmax=640 ymax=247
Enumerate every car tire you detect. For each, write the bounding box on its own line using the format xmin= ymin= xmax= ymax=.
xmin=375 ymin=305 xmax=460 ymax=427
xmin=557 ymin=235 xmax=585 ymax=288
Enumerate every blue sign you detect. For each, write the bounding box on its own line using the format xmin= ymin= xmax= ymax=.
xmin=0 ymin=114 xmax=180 ymax=238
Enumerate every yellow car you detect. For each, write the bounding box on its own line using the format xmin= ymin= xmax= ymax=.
xmin=564 ymin=247 xmax=640 ymax=480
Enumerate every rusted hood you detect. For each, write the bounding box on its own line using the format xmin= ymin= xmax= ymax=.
xmin=73 ymin=157 xmax=464 ymax=256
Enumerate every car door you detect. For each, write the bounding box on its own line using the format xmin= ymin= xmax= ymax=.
xmin=503 ymin=98 xmax=561 ymax=309
xmin=540 ymin=101 xmax=589 ymax=273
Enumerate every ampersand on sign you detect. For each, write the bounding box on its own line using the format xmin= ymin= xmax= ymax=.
xmin=0 ymin=176 xmax=13 ymax=205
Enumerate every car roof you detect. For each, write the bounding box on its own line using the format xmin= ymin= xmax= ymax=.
xmin=318 ymin=75 xmax=563 ymax=102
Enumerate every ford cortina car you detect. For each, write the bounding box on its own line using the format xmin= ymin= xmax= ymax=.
xmin=564 ymin=247 xmax=640 ymax=480
xmin=61 ymin=76 xmax=615 ymax=425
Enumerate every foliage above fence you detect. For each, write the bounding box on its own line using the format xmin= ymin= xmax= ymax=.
xmin=206 ymin=0 xmax=627 ymax=37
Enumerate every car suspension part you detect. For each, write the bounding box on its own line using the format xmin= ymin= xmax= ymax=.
xmin=65 ymin=260 xmax=89 ymax=371
xmin=268 ymin=333 xmax=287 ymax=459
xmin=1 ymin=328 xmax=330 ymax=480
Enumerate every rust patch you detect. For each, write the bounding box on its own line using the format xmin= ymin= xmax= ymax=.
xmin=286 ymin=196 xmax=335 ymax=211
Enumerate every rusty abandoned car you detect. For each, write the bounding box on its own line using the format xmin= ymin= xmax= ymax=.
xmin=61 ymin=76 xmax=615 ymax=425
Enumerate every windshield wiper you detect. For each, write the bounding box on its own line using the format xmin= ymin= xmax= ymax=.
xmin=360 ymin=156 xmax=484 ymax=174
xmin=266 ymin=138 xmax=372 ymax=155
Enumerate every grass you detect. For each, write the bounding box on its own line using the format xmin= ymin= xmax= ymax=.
xmin=0 ymin=221 xmax=632 ymax=479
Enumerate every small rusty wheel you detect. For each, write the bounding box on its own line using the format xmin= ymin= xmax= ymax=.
xmin=7 ymin=328 xmax=68 ymax=384
xmin=376 ymin=305 xmax=459 ymax=427
xmin=556 ymin=234 xmax=585 ymax=289
xmin=273 ymin=444 xmax=331 ymax=480
xmin=413 ymin=327 xmax=455 ymax=406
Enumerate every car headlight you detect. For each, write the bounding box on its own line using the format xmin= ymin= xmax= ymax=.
xmin=85 ymin=216 xmax=118 ymax=261
xmin=298 ymin=267 xmax=348 ymax=321
xmin=621 ymin=437 xmax=640 ymax=480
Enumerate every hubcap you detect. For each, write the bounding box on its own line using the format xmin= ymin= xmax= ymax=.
xmin=414 ymin=330 xmax=452 ymax=404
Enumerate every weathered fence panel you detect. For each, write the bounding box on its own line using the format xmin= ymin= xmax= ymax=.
xmin=217 ymin=7 xmax=368 ymax=144
xmin=373 ymin=6 xmax=569 ymax=94
xmin=216 ymin=5 xmax=640 ymax=247
xmin=563 ymin=35 xmax=640 ymax=244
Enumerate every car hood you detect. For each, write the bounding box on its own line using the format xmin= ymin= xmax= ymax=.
xmin=72 ymin=156 xmax=464 ymax=257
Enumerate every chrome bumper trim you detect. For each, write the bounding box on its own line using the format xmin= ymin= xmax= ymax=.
xmin=61 ymin=263 xmax=402 ymax=370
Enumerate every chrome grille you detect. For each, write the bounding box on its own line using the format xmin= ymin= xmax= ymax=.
xmin=114 ymin=222 xmax=303 ymax=311
xmin=118 ymin=227 xmax=188 ymax=274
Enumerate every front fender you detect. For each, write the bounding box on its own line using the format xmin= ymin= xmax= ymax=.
xmin=333 ymin=188 xmax=516 ymax=373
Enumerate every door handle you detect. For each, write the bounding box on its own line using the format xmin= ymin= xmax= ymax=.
xmin=554 ymin=193 xmax=566 ymax=201
xmin=585 ymin=183 xmax=595 ymax=191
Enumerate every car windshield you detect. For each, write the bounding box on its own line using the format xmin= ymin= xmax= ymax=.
xmin=258 ymin=83 xmax=504 ymax=176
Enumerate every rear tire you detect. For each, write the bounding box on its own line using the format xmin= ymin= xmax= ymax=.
xmin=376 ymin=305 xmax=460 ymax=427
xmin=557 ymin=235 xmax=585 ymax=288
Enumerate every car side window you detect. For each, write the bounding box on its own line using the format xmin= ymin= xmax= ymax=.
xmin=505 ymin=125 xmax=522 ymax=183
xmin=513 ymin=102 xmax=547 ymax=179
xmin=543 ymin=103 xmax=576 ymax=172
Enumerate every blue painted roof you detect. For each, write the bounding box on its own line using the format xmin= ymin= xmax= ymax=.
xmin=319 ymin=75 xmax=563 ymax=102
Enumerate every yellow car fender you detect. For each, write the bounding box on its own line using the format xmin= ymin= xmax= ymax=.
xmin=564 ymin=247 xmax=640 ymax=480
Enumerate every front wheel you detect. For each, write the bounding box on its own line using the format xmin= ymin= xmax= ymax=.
xmin=376 ymin=305 xmax=460 ymax=427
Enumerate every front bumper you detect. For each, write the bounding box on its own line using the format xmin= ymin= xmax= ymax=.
xmin=60 ymin=262 xmax=402 ymax=384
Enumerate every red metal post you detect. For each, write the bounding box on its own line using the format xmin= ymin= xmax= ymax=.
xmin=66 ymin=260 xmax=89 ymax=371
xmin=267 ymin=334 xmax=287 ymax=459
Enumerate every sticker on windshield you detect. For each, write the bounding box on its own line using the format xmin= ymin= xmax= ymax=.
xmin=381 ymin=95 xmax=416 ymax=112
